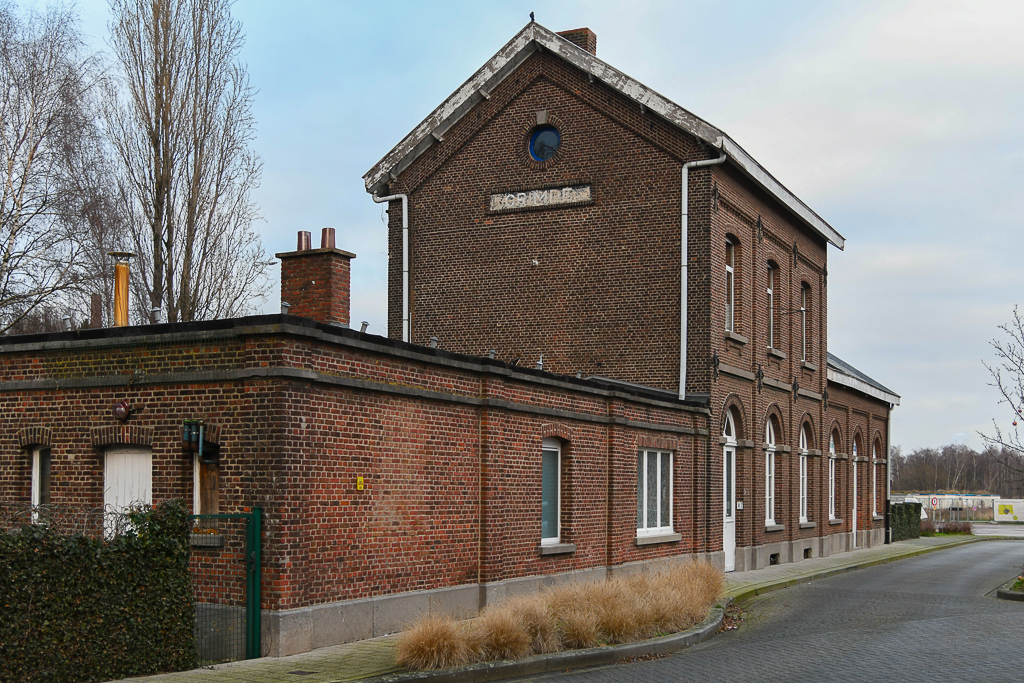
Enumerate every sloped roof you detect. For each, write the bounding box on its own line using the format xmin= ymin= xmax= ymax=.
xmin=827 ymin=353 xmax=900 ymax=406
xmin=363 ymin=21 xmax=845 ymax=250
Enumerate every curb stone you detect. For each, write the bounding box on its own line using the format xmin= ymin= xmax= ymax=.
xmin=353 ymin=607 xmax=725 ymax=683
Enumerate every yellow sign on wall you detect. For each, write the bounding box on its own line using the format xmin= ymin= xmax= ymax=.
xmin=999 ymin=504 xmax=1014 ymax=516
xmin=356 ymin=476 xmax=364 ymax=491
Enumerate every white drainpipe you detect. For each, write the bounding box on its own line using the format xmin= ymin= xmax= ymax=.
xmin=680 ymin=148 xmax=728 ymax=399
xmin=372 ymin=192 xmax=410 ymax=342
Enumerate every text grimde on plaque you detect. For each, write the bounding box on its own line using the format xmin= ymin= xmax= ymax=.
xmin=489 ymin=184 xmax=592 ymax=213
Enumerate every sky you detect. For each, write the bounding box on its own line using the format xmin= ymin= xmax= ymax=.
xmin=61 ymin=0 xmax=1024 ymax=453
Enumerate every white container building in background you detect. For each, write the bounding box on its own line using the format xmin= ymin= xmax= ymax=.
xmin=892 ymin=493 xmax=1001 ymax=521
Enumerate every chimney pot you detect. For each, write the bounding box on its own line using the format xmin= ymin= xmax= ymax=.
xmin=62 ymin=315 xmax=72 ymax=331
xmin=297 ymin=231 xmax=312 ymax=251
xmin=321 ymin=227 xmax=336 ymax=250
xmin=360 ymin=321 xmax=369 ymax=333
xmin=281 ymin=301 xmax=291 ymax=315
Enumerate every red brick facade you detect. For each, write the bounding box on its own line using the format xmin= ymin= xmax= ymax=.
xmin=369 ymin=22 xmax=896 ymax=570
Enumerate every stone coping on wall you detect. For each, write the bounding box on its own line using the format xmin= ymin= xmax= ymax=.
xmin=0 ymin=315 xmax=710 ymax=417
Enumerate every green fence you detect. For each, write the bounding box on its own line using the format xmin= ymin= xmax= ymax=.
xmin=189 ymin=509 xmax=262 ymax=663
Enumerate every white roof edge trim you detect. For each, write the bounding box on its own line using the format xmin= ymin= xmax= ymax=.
xmin=827 ymin=368 xmax=901 ymax=406
xmin=363 ymin=22 xmax=846 ymax=250
xmin=718 ymin=138 xmax=845 ymax=250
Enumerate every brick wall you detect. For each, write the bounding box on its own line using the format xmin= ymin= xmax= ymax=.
xmin=0 ymin=318 xmax=711 ymax=612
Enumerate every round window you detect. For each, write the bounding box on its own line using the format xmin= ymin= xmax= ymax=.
xmin=529 ymin=125 xmax=560 ymax=161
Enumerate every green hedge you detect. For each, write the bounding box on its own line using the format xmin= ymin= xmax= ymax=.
xmin=890 ymin=502 xmax=922 ymax=542
xmin=0 ymin=500 xmax=197 ymax=682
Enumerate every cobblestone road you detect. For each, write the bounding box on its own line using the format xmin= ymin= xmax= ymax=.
xmin=520 ymin=541 xmax=1024 ymax=683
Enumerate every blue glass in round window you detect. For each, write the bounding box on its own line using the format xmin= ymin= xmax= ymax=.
xmin=529 ymin=125 xmax=560 ymax=161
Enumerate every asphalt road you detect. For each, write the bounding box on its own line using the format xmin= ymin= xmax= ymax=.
xmin=518 ymin=541 xmax=1024 ymax=683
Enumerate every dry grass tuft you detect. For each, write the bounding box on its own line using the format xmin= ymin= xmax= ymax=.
xmin=396 ymin=560 xmax=724 ymax=671
xmin=395 ymin=614 xmax=474 ymax=670
xmin=473 ymin=603 xmax=533 ymax=661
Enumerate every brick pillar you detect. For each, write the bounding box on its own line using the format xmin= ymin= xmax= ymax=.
xmin=556 ymin=28 xmax=597 ymax=55
xmin=276 ymin=228 xmax=356 ymax=327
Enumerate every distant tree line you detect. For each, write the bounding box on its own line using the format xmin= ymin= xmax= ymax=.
xmin=891 ymin=444 xmax=1024 ymax=498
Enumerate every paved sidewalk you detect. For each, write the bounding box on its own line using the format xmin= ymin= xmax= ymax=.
xmin=116 ymin=536 xmax=982 ymax=683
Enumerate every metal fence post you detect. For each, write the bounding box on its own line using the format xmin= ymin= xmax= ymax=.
xmin=245 ymin=508 xmax=262 ymax=659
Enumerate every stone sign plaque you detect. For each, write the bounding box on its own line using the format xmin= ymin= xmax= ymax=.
xmin=489 ymin=184 xmax=592 ymax=214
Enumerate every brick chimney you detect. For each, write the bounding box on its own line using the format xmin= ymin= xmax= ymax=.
xmin=276 ymin=228 xmax=356 ymax=327
xmin=557 ymin=28 xmax=597 ymax=55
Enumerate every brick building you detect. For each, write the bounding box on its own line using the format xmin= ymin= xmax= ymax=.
xmin=363 ymin=22 xmax=899 ymax=571
xmin=0 ymin=21 xmax=898 ymax=659
xmin=0 ymin=230 xmax=716 ymax=656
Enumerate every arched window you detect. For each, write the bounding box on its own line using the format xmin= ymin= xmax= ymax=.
xmin=828 ymin=431 xmax=838 ymax=520
xmin=726 ymin=239 xmax=736 ymax=332
xmin=801 ymin=283 xmax=811 ymax=362
xmin=724 ymin=409 xmax=737 ymax=443
xmin=765 ymin=418 xmax=777 ymax=525
xmin=766 ymin=263 xmax=775 ymax=348
xmin=872 ymin=440 xmax=880 ymax=516
xmin=799 ymin=425 xmax=810 ymax=523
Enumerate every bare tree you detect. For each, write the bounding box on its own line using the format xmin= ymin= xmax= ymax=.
xmin=106 ymin=0 xmax=270 ymax=324
xmin=979 ymin=306 xmax=1024 ymax=491
xmin=0 ymin=2 xmax=109 ymax=333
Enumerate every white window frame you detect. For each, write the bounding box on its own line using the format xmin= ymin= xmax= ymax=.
xmin=872 ymin=442 xmax=878 ymax=516
xmin=637 ymin=449 xmax=674 ymax=537
xmin=799 ymin=426 xmax=809 ymax=523
xmin=801 ymin=284 xmax=809 ymax=362
xmin=725 ymin=240 xmax=735 ymax=332
xmin=541 ymin=437 xmax=561 ymax=546
xmin=828 ymin=432 xmax=837 ymax=520
xmin=765 ymin=419 xmax=776 ymax=526
xmin=767 ymin=265 xmax=775 ymax=349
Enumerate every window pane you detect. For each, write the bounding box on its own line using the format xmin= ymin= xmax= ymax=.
xmin=647 ymin=452 xmax=658 ymax=528
xmin=660 ymin=452 xmax=671 ymax=528
xmin=38 ymin=448 xmax=51 ymax=506
xmin=542 ymin=449 xmax=558 ymax=539
xmin=726 ymin=272 xmax=734 ymax=330
xmin=637 ymin=454 xmax=644 ymax=527
xmin=725 ymin=450 xmax=733 ymax=518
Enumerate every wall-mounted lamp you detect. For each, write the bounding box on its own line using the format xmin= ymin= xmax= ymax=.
xmin=113 ymin=400 xmax=131 ymax=421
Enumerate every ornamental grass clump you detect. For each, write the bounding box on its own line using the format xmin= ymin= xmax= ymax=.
xmin=394 ymin=560 xmax=724 ymax=670
xmin=394 ymin=615 xmax=474 ymax=670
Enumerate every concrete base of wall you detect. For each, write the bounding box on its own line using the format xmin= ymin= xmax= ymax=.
xmin=261 ymin=534 xmax=886 ymax=657
xmin=262 ymin=552 xmax=725 ymax=657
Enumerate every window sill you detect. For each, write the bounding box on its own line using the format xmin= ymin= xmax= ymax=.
xmin=767 ymin=347 xmax=786 ymax=360
xmin=725 ymin=331 xmax=749 ymax=345
xmin=801 ymin=360 xmax=818 ymax=372
xmin=539 ymin=542 xmax=576 ymax=556
xmin=765 ymin=524 xmax=785 ymax=533
xmin=872 ymin=515 xmax=884 ymax=521
xmin=828 ymin=518 xmax=843 ymax=526
xmin=799 ymin=521 xmax=816 ymax=529
xmin=635 ymin=532 xmax=682 ymax=546
xmin=190 ymin=533 xmax=224 ymax=548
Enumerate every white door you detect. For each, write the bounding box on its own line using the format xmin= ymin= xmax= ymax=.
xmin=852 ymin=461 xmax=858 ymax=548
xmin=723 ymin=444 xmax=736 ymax=572
xmin=105 ymin=447 xmax=152 ymax=534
